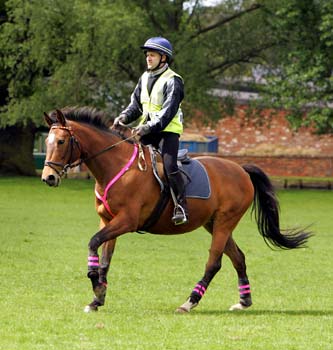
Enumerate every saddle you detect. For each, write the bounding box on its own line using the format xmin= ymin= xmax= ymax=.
xmin=139 ymin=147 xmax=211 ymax=232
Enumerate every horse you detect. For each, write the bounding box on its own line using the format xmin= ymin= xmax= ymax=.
xmin=41 ymin=106 xmax=312 ymax=313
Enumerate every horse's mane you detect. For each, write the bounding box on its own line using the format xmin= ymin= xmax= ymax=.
xmin=49 ymin=106 xmax=133 ymax=141
xmin=50 ymin=106 xmax=113 ymax=130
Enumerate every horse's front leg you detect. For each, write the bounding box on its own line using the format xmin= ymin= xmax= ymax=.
xmin=224 ymin=237 xmax=252 ymax=311
xmin=85 ymin=238 xmax=117 ymax=312
xmin=84 ymin=213 xmax=137 ymax=312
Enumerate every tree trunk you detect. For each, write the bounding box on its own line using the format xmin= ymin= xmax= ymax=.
xmin=0 ymin=122 xmax=37 ymax=176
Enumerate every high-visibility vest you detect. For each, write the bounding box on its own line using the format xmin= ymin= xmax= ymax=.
xmin=140 ymin=68 xmax=184 ymax=134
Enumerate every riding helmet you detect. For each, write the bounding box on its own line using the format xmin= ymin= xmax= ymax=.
xmin=141 ymin=37 xmax=173 ymax=59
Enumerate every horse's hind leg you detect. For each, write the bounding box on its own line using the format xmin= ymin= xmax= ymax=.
xmin=176 ymin=217 xmax=232 ymax=313
xmin=224 ymin=237 xmax=252 ymax=310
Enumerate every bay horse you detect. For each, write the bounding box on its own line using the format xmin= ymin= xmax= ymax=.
xmin=41 ymin=107 xmax=311 ymax=313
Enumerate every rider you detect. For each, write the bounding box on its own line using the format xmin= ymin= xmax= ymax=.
xmin=113 ymin=36 xmax=188 ymax=225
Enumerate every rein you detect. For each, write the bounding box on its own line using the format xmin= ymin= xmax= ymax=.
xmin=83 ymin=133 xmax=137 ymax=163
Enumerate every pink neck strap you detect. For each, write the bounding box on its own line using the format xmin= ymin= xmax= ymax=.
xmin=95 ymin=144 xmax=138 ymax=217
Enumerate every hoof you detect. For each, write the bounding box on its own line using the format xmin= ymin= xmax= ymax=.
xmin=175 ymin=306 xmax=190 ymax=314
xmin=175 ymin=298 xmax=198 ymax=313
xmin=229 ymin=302 xmax=250 ymax=311
xmin=84 ymin=304 xmax=98 ymax=313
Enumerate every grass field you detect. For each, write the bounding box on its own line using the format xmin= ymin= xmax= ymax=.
xmin=0 ymin=177 xmax=332 ymax=350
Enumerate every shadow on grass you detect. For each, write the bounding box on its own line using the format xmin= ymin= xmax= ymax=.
xmin=189 ymin=309 xmax=333 ymax=317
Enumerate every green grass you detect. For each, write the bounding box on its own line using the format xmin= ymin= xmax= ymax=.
xmin=0 ymin=177 xmax=332 ymax=349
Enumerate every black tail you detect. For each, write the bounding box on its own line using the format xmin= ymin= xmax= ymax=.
xmin=243 ymin=164 xmax=312 ymax=249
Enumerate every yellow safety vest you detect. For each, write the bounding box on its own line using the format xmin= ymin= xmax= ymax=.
xmin=140 ymin=68 xmax=184 ymax=134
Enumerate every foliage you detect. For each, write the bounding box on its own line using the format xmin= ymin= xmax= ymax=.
xmin=1 ymin=0 xmax=333 ymax=132
xmin=0 ymin=0 xmax=149 ymax=126
xmin=0 ymin=0 xmax=272 ymax=128
xmin=258 ymin=0 xmax=333 ymax=133
xmin=0 ymin=177 xmax=332 ymax=349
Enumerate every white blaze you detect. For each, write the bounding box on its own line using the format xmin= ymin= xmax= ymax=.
xmin=48 ymin=133 xmax=56 ymax=145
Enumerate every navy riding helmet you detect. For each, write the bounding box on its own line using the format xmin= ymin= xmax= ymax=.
xmin=141 ymin=37 xmax=173 ymax=61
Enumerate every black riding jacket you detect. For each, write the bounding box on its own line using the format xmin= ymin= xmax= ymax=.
xmin=121 ymin=64 xmax=184 ymax=134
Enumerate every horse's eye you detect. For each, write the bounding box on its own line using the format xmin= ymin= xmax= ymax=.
xmin=57 ymin=139 xmax=65 ymax=145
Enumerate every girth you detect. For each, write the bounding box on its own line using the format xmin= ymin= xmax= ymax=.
xmin=138 ymin=185 xmax=170 ymax=232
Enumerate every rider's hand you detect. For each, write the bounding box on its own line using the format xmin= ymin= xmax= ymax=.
xmin=113 ymin=114 xmax=128 ymax=127
xmin=134 ymin=124 xmax=151 ymax=136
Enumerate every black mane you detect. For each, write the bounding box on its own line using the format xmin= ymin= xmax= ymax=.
xmin=50 ymin=106 xmax=113 ymax=130
xmin=49 ymin=106 xmax=133 ymax=142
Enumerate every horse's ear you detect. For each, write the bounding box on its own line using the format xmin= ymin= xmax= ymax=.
xmin=55 ymin=109 xmax=66 ymax=126
xmin=44 ymin=112 xmax=53 ymax=127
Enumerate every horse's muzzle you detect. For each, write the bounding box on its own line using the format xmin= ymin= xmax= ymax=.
xmin=42 ymin=174 xmax=61 ymax=187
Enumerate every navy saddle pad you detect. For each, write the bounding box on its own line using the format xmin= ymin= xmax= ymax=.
xmin=181 ymin=159 xmax=211 ymax=199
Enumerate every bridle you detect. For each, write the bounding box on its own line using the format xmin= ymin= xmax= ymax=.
xmin=44 ymin=124 xmax=138 ymax=177
xmin=44 ymin=125 xmax=82 ymax=177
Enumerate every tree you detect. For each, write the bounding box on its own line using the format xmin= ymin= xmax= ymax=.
xmin=258 ymin=0 xmax=333 ymax=133
xmin=0 ymin=0 xmax=8 ymax=107
xmin=0 ymin=0 xmax=147 ymax=174
xmin=0 ymin=0 xmax=36 ymax=174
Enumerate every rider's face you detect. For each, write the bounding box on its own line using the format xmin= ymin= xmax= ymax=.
xmin=146 ymin=51 xmax=165 ymax=70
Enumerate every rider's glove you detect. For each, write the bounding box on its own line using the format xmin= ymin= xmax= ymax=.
xmin=134 ymin=124 xmax=151 ymax=136
xmin=113 ymin=114 xmax=128 ymax=127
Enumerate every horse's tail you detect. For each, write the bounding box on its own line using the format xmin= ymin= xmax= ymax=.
xmin=242 ymin=164 xmax=312 ymax=249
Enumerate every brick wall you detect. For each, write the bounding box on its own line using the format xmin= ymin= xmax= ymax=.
xmin=184 ymin=106 xmax=333 ymax=178
xmin=185 ymin=106 xmax=333 ymax=156
xmin=190 ymin=153 xmax=333 ymax=178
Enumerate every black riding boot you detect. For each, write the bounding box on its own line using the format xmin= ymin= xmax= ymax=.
xmin=168 ymin=171 xmax=188 ymax=225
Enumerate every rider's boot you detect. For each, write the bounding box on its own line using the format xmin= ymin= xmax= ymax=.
xmin=168 ymin=171 xmax=188 ymax=225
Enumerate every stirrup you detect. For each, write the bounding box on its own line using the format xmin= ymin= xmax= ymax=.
xmin=172 ymin=205 xmax=188 ymax=225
